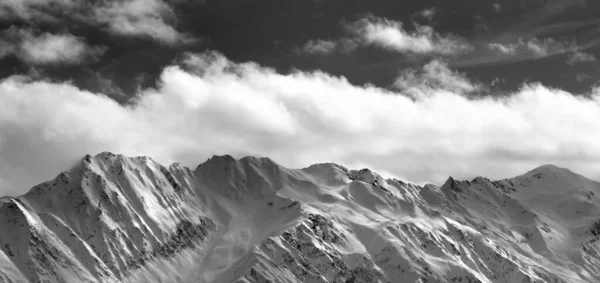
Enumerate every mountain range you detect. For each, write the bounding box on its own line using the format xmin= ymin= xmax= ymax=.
xmin=1 ymin=152 xmax=600 ymax=283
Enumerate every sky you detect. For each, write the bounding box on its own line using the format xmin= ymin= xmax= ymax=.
xmin=1 ymin=0 xmax=600 ymax=196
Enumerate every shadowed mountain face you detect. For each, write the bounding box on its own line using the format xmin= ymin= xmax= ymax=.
xmin=1 ymin=153 xmax=600 ymax=283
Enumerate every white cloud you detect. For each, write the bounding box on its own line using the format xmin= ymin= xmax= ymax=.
xmin=298 ymin=16 xmax=469 ymax=57
xmin=1 ymin=52 xmax=600 ymax=197
xmin=348 ymin=16 xmax=472 ymax=55
xmin=92 ymin=0 xmax=192 ymax=44
xmin=0 ymin=28 xmax=106 ymax=65
xmin=0 ymin=0 xmax=190 ymax=44
xmin=394 ymin=60 xmax=482 ymax=96
xmin=487 ymin=42 xmax=517 ymax=55
xmin=566 ymin=51 xmax=597 ymax=65
xmin=488 ymin=37 xmax=578 ymax=58
xmin=298 ymin=39 xmax=338 ymax=55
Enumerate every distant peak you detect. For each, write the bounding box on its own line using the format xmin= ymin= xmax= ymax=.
xmin=82 ymin=152 xmax=159 ymax=164
xmin=443 ymin=176 xmax=456 ymax=186
xmin=506 ymin=164 xmax=600 ymax=187
xmin=239 ymin=155 xmax=277 ymax=166
xmin=471 ymin=176 xmax=491 ymax=183
xmin=96 ymin=151 xmax=118 ymax=159
xmin=524 ymin=164 xmax=573 ymax=177
xmin=441 ymin=176 xmax=465 ymax=193
xmin=208 ymin=154 xmax=237 ymax=165
xmin=200 ymin=155 xmax=281 ymax=168
xmin=531 ymin=164 xmax=567 ymax=171
xmin=197 ymin=154 xmax=238 ymax=170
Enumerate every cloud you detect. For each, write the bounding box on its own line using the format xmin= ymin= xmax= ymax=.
xmin=488 ymin=37 xmax=578 ymax=58
xmin=91 ymin=0 xmax=193 ymax=44
xmin=0 ymin=28 xmax=106 ymax=65
xmin=492 ymin=3 xmax=502 ymax=12
xmin=576 ymin=73 xmax=592 ymax=82
xmin=524 ymin=38 xmax=576 ymax=57
xmin=297 ymin=16 xmax=470 ymax=57
xmin=566 ymin=51 xmax=597 ymax=65
xmin=0 ymin=0 xmax=75 ymax=21
xmin=413 ymin=7 xmax=436 ymax=21
xmin=0 ymin=0 xmax=191 ymax=44
xmin=457 ymin=36 xmax=585 ymax=67
xmin=487 ymin=43 xmax=517 ymax=55
xmin=348 ymin=16 xmax=472 ymax=56
xmin=296 ymin=38 xmax=359 ymax=55
xmin=394 ymin=60 xmax=482 ymax=96
xmin=298 ymin=39 xmax=338 ymax=55
xmin=1 ymin=52 xmax=600 ymax=197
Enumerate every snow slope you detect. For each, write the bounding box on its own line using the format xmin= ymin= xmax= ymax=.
xmin=1 ymin=154 xmax=600 ymax=283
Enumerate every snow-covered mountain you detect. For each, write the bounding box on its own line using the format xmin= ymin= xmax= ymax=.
xmin=1 ymin=153 xmax=600 ymax=283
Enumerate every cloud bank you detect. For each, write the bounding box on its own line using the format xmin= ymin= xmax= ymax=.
xmin=1 ymin=52 xmax=600 ymax=196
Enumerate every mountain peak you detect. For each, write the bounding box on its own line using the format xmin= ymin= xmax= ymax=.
xmin=347 ymin=168 xmax=382 ymax=184
xmin=198 ymin=154 xmax=237 ymax=168
xmin=78 ymin=152 xmax=163 ymax=172
xmin=79 ymin=151 xmax=122 ymax=167
xmin=528 ymin=164 xmax=570 ymax=174
xmin=441 ymin=176 xmax=464 ymax=193
xmin=95 ymin=151 xmax=118 ymax=159
xmin=519 ymin=164 xmax=577 ymax=181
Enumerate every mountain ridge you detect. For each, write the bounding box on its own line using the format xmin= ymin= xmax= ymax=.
xmin=1 ymin=152 xmax=600 ymax=283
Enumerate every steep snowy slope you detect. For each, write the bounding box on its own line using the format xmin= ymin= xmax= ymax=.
xmin=0 ymin=153 xmax=217 ymax=283
xmin=1 ymin=153 xmax=600 ymax=283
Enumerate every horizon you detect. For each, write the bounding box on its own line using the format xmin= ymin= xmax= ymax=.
xmin=1 ymin=150 xmax=594 ymax=198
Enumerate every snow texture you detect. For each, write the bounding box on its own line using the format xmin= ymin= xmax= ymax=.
xmin=1 ymin=154 xmax=600 ymax=283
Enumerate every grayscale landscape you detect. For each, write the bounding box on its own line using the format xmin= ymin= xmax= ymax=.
xmin=1 ymin=0 xmax=600 ymax=282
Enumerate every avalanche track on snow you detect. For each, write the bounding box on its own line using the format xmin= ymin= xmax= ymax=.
xmin=1 ymin=152 xmax=600 ymax=283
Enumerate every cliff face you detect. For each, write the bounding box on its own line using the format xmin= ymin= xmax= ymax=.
xmin=1 ymin=154 xmax=600 ymax=283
